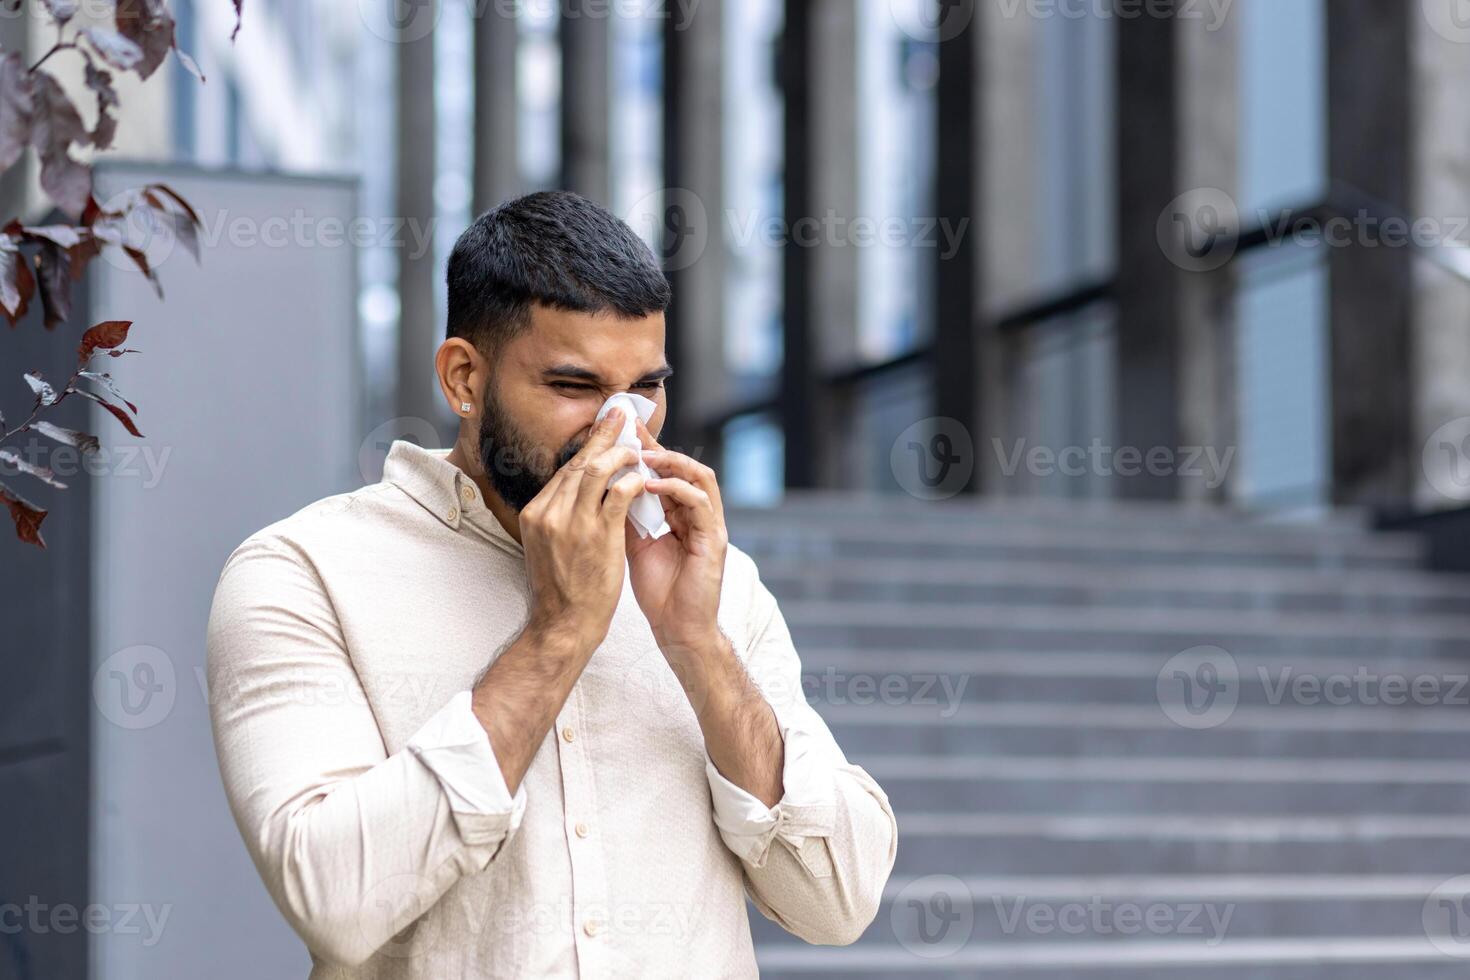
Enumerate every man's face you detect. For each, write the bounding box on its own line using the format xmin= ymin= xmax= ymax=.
xmin=476 ymin=304 xmax=669 ymax=512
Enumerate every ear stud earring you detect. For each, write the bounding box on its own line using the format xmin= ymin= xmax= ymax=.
xmin=460 ymin=402 xmax=472 ymax=413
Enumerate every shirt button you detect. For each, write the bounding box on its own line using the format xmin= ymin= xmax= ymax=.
xmin=460 ymin=484 xmax=474 ymax=503
xmin=447 ymin=507 xmax=459 ymax=522
xmin=575 ymin=821 xmax=589 ymax=838
xmin=561 ymin=726 xmax=575 ymax=743
xmin=584 ymin=920 xmax=602 ymax=937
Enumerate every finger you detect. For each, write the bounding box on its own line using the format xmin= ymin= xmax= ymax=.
xmin=550 ymin=407 xmax=626 ymax=507
xmin=600 ymin=469 xmax=646 ymax=529
xmin=640 ymin=450 xmax=724 ymax=526
xmin=634 ymin=415 xmax=664 ymax=452
xmin=643 ymin=476 xmax=720 ymax=537
xmin=572 ymin=444 xmax=640 ymax=516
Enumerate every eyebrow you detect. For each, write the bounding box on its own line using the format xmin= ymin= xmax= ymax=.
xmin=543 ymin=363 xmax=674 ymax=385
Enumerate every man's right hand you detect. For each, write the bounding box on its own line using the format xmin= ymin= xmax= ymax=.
xmin=518 ymin=406 xmax=646 ymax=652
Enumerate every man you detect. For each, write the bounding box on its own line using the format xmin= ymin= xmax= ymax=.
xmin=206 ymin=191 xmax=897 ymax=978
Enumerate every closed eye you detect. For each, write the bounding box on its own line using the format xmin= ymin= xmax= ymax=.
xmin=549 ymin=380 xmax=664 ymax=392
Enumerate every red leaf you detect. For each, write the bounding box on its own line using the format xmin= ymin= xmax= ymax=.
xmin=146 ymin=183 xmax=202 ymax=229
xmin=77 ymin=370 xmax=138 ymax=414
xmin=0 ymin=52 xmax=33 ymax=172
xmin=122 ymin=244 xmax=162 ymax=297
xmin=0 ymin=480 xmax=48 ymax=549
xmin=29 ymin=73 xmax=92 ymax=219
xmin=34 ymin=241 xmax=73 ymax=328
xmin=67 ymin=233 xmax=102 ymax=280
xmin=72 ymin=388 xmax=144 ymax=438
xmin=77 ymin=320 xmax=132 ymax=362
xmin=115 ymin=0 xmax=175 ymax=81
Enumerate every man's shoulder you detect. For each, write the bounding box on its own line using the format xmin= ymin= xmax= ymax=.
xmin=221 ymin=479 xmax=413 ymax=570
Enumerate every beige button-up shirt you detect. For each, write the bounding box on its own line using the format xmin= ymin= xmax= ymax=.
xmin=206 ymin=440 xmax=898 ymax=978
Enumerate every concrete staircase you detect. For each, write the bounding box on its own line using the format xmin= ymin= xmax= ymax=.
xmin=728 ymin=493 xmax=1470 ymax=979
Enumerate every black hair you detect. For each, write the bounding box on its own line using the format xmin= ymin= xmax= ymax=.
xmin=446 ymin=190 xmax=671 ymax=352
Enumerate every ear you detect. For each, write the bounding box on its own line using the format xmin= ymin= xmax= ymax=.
xmin=435 ymin=338 xmax=485 ymax=418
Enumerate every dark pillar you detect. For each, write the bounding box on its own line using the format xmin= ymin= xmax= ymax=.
xmin=933 ymin=1 xmax=982 ymax=495
xmin=661 ymin=1 xmax=725 ymax=460
xmin=395 ymin=19 xmax=442 ymax=430
xmin=473 ymin=3 xmax=520 ymax=216
xmin=559 ymin=1 xmax=611 ymax=206
xmin=0 ymin=272 xmax=92 ymax=980
xmin=1114 ymin=0 xmax=1181 ymax=499
xmin=0 ymin=5 xmax=31 ymax=220
xmin=1326 ymin=1 xmax=1414 ymax=507
xmin=779 ymin=0 xmax=817 ymax=488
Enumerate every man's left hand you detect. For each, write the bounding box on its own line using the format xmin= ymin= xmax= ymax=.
xmin=625 ymin=416 xmax=728 ymax=655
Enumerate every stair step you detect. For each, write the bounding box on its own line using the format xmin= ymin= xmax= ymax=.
xmin=783 ymin=600 xmax=1470 ymax=657
xmin=865 ymin=755 xmax=1470 ymax=815
xmin=751 ymin=874 xmax=1469 ymax=947
xmin=892 ymin=813 xmax=1470 ymax=875
xmin=784 ymin=649 xmax=1470 ymax=711
xmin=819 ymin=700 xmax=1470 ymax=733
xmin=754 ymin=557 xmax=1470 ymax=615
xmin=730 ymin=521 xmax=1423 ymax=566
xmin=828 ymin=720 xmax=1470 ymax=760
xmin=730 ymin=494 xmax=1376 ymax=533
xmin=754 ymin=937 xmax=1469 ymax=978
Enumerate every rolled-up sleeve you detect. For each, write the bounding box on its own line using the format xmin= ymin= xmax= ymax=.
xmin=206 ymin=535 xmax=525 ymax=967
xmin=710 ymin=558 xmax=899 ymax=946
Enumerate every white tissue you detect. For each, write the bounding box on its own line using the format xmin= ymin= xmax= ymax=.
xmin=594 ymin=392 xmax=672 ymax=540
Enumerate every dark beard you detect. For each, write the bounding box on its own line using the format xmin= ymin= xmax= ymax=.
xmin=477 ymin=383 xmax=583 ymax=512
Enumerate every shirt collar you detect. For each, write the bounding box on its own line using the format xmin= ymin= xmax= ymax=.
xmin=382 ymin=440 xmax=523 ymax=554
